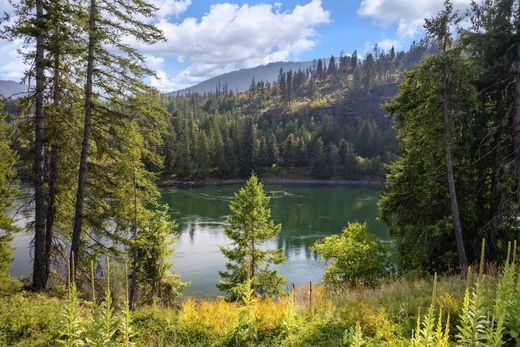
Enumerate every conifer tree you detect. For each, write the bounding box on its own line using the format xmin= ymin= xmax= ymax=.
xmin=424 ymin=0 xmax=468 ymax=271
xmin=218 ymin=174 xmax=286 ymax=300
xmin=70 ymin=0 xmax=165 ymax=276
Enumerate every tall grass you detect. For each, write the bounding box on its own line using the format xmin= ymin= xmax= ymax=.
xmin=56 ymin=257 xmax=135 ymax=346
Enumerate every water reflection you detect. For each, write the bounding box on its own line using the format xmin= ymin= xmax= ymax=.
xmin=9 ymin=184 xmax=388 ymax=297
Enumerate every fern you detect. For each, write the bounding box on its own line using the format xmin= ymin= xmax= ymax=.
xmin=56 ymin=282 xmax=85 ymax=346
xmin=505 ymin=262 xmax=520 ymax=343
xmin=456 ymin=280 xmax=488 ymax=346
xmin=411 ymin=304 xmax=437 ymax=347
xmin=486 ymin=249 xmax=515 ymax=346
xmin=56 ymin=259 xmax=85 ymax=346
xmin=341 ymin=321 xmax=366 ymax=347
xmin=434 ymin=308 xmax=450 ymax=347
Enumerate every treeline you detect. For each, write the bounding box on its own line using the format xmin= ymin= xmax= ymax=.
xmin=0 ymin=0 xmax=185 ymax=304
xmin=380 ymin=0 xmax=520 ymax=272
xmin=161 ymin=40 xmax=437 ymax=180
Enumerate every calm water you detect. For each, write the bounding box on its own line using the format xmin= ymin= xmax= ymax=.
xmin=9 ymin=184 xmax=390 ymax=297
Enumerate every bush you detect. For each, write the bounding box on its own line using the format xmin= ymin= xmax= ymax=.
xmin=312 ymin=222 xmax=391 ymax=288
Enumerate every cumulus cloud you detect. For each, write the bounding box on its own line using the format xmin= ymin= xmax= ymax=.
xmin=140 ymin=0 xmax=331 ymax=90
xmin=152 ymin=0 xmax=191 ymax=20
xmin=357 ymin=0 xmax=471 ymax=37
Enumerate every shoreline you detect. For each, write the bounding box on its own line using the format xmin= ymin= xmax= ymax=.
xmin=158 ymin=177 xmax=384 ymax=188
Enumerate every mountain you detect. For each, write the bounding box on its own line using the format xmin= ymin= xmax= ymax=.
xmin=170 ymin=61 xmax=315 ymax=96
xmin=0 ymin=80 xmax=29 ymax=99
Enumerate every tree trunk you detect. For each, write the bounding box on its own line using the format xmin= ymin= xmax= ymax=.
xmin=443 ymin=73 xmax=468 ymax=273
xmin=129 ymin=173 xmax=138 ymax=309
xmin=32 ymin=0 xmax=47 ymax=291
xmin=514 ymin=42 xmax=520 ymax=206
xmin=43 ymin=53 xmax=61 ymax=287
xmin=70 ymin=0 xmax=96 ymax=277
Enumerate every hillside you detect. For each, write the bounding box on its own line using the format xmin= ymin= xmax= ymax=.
xmin=0 ymin=80 xmax=28 ymax=99
xmin=160 ymin=40 xmax=436 ymax=181
xmin=171 ymin=61 xmax=315 ymax=95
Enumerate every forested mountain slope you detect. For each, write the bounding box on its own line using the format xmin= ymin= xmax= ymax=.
xmin=161 ymin=40 xmax=436 ymax=181
xmin=171 ymin=61 xmax=314 ymax=95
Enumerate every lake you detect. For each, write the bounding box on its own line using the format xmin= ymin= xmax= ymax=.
xmin=9 ymin=184 xmax=390 ymax=297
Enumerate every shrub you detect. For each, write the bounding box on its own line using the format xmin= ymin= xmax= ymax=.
xmin=312 ymin=222 xmax=391 ymax=289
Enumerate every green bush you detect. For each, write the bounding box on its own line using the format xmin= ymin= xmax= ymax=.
xmin=312 ymin=222 xmax=391 ymax=289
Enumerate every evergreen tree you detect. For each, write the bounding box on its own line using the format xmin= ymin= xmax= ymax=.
xmin=316 ymin=59 xmax=324 ymax=80
xmin=327 ymin=55 xmax=338 ymax=76
xmin=70 ymin=0 xmax=165 ymax=276
xmin=381 ymin=2 xmax=478 ymax=271
xmin=218 ymin=174 xmax=286 ymax=300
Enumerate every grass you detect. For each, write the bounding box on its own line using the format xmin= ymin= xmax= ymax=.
xmin=1 ymin=244 xmax=519 ymax=346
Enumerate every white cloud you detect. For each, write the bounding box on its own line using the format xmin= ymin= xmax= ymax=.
xmin=150 ymin=70 xmax=178 ymax=91
xmin=377 ymin=38 xmax=400 ymax=51
xmin=357 ymin=0 xmax=471 ymax=37
xmin=139 ymin=0 xmax=331 ymax=90
xmin=152 ymin=0 xmax=191 ymax=20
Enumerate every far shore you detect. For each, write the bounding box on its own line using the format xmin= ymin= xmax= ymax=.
xmin=158 ymin=176 xmax=384 ymax=188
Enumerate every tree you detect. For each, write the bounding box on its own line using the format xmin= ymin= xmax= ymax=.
xmin=312 ymin=222 xmax=390 ymax=289
xmin=381 ymin=7 xmax=478 ymax=271
xmin=130 ymin=207 xmax=187 ymax=306
xmin=218 ymin=174 xmax=286 ymax=300
xmin=70 ymin=0 xmax=165 ymax=276
xmin=327 ymin=55 xmax=337 ymax=76
xmin=0 ymin=102 xmax=18 ymax=276
xmin=424 ymin=0 xmax=468 ymax=272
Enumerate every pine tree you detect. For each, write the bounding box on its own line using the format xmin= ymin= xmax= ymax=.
xmin=70 ymin=0 xmax=165 ymax=277
xmin=327 ymin=55 xmax=338 ymax=76
xmin=424 ymin=0 xmax=468 ymax=272
xmin=218 ymin=174 xmax=286 ymax=300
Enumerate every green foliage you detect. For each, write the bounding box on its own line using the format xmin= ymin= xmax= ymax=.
xmin=312 ymin=222 xmax=391 ymax=288
xmin=131 ymin=206 xmax=187 ymax=306
xmin=0 ymin=102 xmax=18 ymax=276
xmin=218 ymin=174 xmax=286 ymax=300
xmin=380 ymin=0 xmax=520 ymax=272
xmin=56 ymin=281 xmax=85 ymax=346
xmin=160 ymin=41 xmax=439 ymax=181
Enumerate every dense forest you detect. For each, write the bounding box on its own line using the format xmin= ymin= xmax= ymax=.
xmin=160 ymin=41 xmax=436 ymax=180
xmin=0 ymin=0 xmax=520 ymax=346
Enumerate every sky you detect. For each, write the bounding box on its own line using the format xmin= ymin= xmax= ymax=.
xmin=0 ymin=0 xmax=472 ymax=92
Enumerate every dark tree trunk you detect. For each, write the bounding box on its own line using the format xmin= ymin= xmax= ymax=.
xmin=443 ymin=73 xmax=468 ymax=273
xmin=71 ymin=0 xmax=96 ymax=277
xmin=32 ymin=0 xmax=47 ymax=291
xmin=43 ymin=53 xmax=61 ymax=287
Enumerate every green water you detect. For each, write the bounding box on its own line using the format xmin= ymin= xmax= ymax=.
xmin=160 ymin=184 xmax=389 ymax=297
xmin=9 ymin=184 xmax=390 ymax=297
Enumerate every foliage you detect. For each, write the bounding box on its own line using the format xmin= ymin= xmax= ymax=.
xmin=380 ymin=0 xmax=520 ymax=272
xmin=0 ymin=102 xmax=18 ymax=276
xmin=161 ymin=41 xmax=438 ymax=181
xmin=130 ymin=206 xmax=187 ymax=306
xmin=218 ymin=174 xmax=286 ymax=300
xmin=312 ymin=222 xmax=391 ymax=288
xmin=2 ymin=263 xmax=519 ymax=346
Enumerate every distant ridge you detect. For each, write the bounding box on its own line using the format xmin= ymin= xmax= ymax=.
xmin=169 ymin=61 xmax=315 ymax=96
xmin=0 ymin=80 xmax=29 ymax=99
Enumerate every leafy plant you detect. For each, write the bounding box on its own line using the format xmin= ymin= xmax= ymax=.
xmin=312 ymin=222 xmax=390 ymax=288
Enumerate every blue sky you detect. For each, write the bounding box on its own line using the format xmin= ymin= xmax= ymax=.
xmin=0 ymin=0 xmax=472 ymax=91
